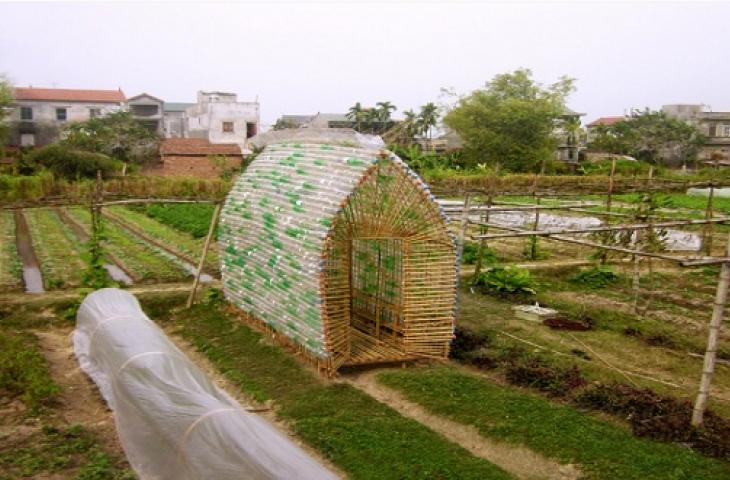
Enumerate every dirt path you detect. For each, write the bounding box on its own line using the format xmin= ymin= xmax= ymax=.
xmin=34 ymin=328 xmax=126 ymax=457
xmin=342 ymin=369 xmax=580 ymax=480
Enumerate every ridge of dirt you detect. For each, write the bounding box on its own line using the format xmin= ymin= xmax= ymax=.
xmin=342 ymin=369 xmax=581 ymax=480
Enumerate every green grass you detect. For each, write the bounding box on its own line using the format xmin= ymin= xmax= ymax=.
xmin=107 ymin=206 xmax=219 ymax=273
xmin=0 ymin=210 xmax=22 ymax=291
xmin=66 ymin=207 xmax=188 ymax=282
xmin=0 ymin=330 xmax=60 ymax=411
xmin=23 ymin=209 xmax=87 ymax=290
xmin=378 ymin=366 xmax=730 ymax=480
xmin=0 ymin=423 xmax=133 ymax=480
xmin=168 ymin=303 xmax=512 ymax=480
xmin=139 ymin=203 xmax=218 ymax=239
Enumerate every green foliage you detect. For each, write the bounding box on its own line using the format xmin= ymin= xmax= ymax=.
xmin=0 ymin=75 xmax=12 ymax=145
xmin=171 ymin=304 xmax=512 ymax=479
xmin=82 ymin=207 xmax=115 ymax=290
xmin=0 ymin=424 xmax=132 ymax=479
xmin=142 ymin=203 xmax=217 ymax=238
xmin=62 ymin=110 xmax=159 ymax=164
xmin=522 ymin=234 xmax=546 ymax=261
xmin=477 ymin=266 xmax=536 ymax=295
xmin=444 ymin=68 xmax=575 ymax=172
xmin=0 ymin=331 xmax=60 ymax=410
xmin=570 ymin=266 xmax=619 ymax=289
xmin=578 ymin=158 xmax=654 ymax=176
xmin=461 ymin=241 xmax=499 ymax=265
xmin=26 ymin=144 xmax=122 ymax=179
xmin=379 ymin=367 xmax=730 ymax=479
xmin=589 ymin=109 xmax=705 ymax=167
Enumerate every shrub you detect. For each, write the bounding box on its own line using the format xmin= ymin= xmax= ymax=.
xmin=570 ymin=266 xmax=619 ymax=289
xmin=26 ymin=144 xmax=122 ymax=179
xmin=476 ymin=266 xmax=536 ymax=295
xmin=461 ymin=241 xmax=498 ymax=265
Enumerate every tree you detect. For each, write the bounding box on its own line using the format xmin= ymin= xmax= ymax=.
xmin=0 ymin=75 xmax=13 ymax=150
xmin=347 ymin=102 xmax=366 ymax=132
xmin=272 ymin=118 xmax=300 ymax=130
xmin=419 ymin=102 xmax=439 ymax=142
xmin=62 ymin=111 xmax=159 ymax=164
xmin=444 ymin=69 xmax=575 ymax=171
xmin=376 ymin=101 xmax=397 ymax=122
xmin=589 ymin=109 xmax=705 ymax=167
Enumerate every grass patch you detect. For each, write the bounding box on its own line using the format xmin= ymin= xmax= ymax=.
xmin=139 ymin=203 xmax=218 ymax=239
xmin=0 ymin=330 xmax=60 ymax=411
xmin=0 ymin=423 xmax=133 ymax=480
xmin=168 ymin=304 xmax=512 ymax=479
xmin=379 ymin=366 xmax=730 ymax=479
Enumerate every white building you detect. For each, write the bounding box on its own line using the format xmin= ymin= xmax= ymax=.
xmin=185 ymin=91 xmax=259 ymax=152
xmin=7 ymin=87 xmax=126 ymax=146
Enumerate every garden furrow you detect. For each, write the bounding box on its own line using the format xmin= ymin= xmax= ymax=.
xmin=65 ymin=207 xmax=189 ymax=283
xmin=0 ymin=210 xmax=22 ymax=292
xmin=103 ymin=206 xmax=219 ymax=275
xmin=23 ymin=209 xmax=85 ymax=290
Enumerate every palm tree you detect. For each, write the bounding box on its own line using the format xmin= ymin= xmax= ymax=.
xmin=403 ymin=109 xmax=420 ymax=143
xmin=376 ymin=101 xmax=397 ymax=123
xmin=419 ymin=102 xmax=439 ymax=145
xmin=347 ymin=102 xmax=365 ymax=132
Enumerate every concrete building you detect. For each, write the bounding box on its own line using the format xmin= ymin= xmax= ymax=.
xmin=185 ymin=91 xmax=259 ymax=152
xmin=6 ymin=87 xmax=126 ymax=147
xmin=127 ymin=93 xmax=164 ymax=134
xmin=162 ymin=102 xmax=194 ymax=138
xmin=585 ymin=116 xmax=625 ymax=143
xmin=696 ymin=111 xmax=730 ymax=162
xmin=554 ymin=108 xmax=586 ymax=164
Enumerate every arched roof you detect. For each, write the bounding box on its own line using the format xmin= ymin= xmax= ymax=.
xmin=220 ymin=137 xmax=453 ymax=360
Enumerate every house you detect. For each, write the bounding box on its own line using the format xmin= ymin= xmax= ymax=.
xmin=126 ymin=93 xmax=164 ymax=134
xmin=185 ymin=91 xmax=259 ymax=153
xmin=163 ymin=102 xmax=194 ymax=138
xmin=554 ymin=108 xmax=586 ymax=164
xmin=153 ymin=138 xmax=243 ymax=178
xmin=585 ymin=116 xmax=625 ymax=142
xmin=6 ymin=86 xmax=126 ymax=147
xmin=695 ymin=111 xmax=730 ymax=162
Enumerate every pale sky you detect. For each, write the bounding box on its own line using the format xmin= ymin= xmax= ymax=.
xmin=1 ymin=1 xmax=728 ymax=128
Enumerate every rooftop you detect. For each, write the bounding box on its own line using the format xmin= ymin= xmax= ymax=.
xmin=160 ymin=138 xmax=242 ymax=156
xmin=13 ymin=87 xmax=126 ymax=103
xmin=587 ymin=116 xmax=625 ymax=127
xmin=164 ymin=102 xmax=195 ymax=112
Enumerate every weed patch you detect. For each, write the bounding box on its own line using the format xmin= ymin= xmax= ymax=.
xmin=0 ymin=330 xmax=60 ymax=410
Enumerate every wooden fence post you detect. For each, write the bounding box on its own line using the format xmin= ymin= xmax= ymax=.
xmin=692 ymin=232 xmax=730 ymax=426
xmin=702 ymin=182 xmax=715 ymax=256
xmin=457 ymin=193 xmax=471 ymax=261
xmin=187 ymin=202 xmax=222 ymax=309
xmin=473 ymin=194 xmax=492 ymax=281
xmin=606 ymin=157 xmax=617 ymax=213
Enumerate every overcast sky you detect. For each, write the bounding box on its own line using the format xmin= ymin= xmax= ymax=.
xmin=1 ymin=1 xmax=728 ymax=127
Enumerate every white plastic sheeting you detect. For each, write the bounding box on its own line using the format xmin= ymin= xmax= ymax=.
xmin=74 ymin=288 xmax=338 ymax=480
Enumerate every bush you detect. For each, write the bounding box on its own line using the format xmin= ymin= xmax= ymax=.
xmin=570 ymin=266 xmax=619 ymax=289
xmin=461 ymin=241 xmax=499 ymax=265
xmin=26 ymin=144 xmax=122 ymax=179
xmin=449 ymin=326 xmax=491 ymax=361
xmin=476 ymin=266 xmax=536 ymax=295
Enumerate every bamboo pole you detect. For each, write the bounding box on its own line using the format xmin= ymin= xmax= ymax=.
xmin=474 ymin=217 xmax=730 ymax=240
xmin=457 ymin=193 xmax=471 ymax=259
xmin=607 ymin=157 xmax=617 ymax=213
xmin=473 ymin=194 xmax=492 ymax=280
xmin=186 ymin=202 xmax=222 ymax=309
xmin=702 ymin=182 xmax=715 ymax=256
xmin=692 ymin=233 xmax=730 ymax=426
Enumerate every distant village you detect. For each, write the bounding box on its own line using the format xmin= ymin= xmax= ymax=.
xmin=3 ymin=85 xmax=730 ymax=177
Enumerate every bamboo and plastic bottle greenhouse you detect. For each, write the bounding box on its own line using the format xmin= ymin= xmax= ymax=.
xmin=220 ymin=133 xmax=458 ymax=374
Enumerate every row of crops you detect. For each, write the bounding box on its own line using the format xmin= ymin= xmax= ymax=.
xmin=0 ymin=204 xmax=219 ymax=293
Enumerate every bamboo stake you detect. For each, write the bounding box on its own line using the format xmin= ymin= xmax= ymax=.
xmin=702 ymin=182 xmax=715 ymax=256
xmin=607 ymin=157 xmax=617 ymax=213
xmin=186 ymin=202 xmax=222 ymax=309
xmin=473 ymin=194 xmax=492 ymax=280
xmin=691 ymin=233 xmax=730 ymax=426
xmin=457 ymin=193 xmax=471 ymax=259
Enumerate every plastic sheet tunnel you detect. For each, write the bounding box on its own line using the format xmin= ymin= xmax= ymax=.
xmin=74 ymin=288 xmax=337 ymax=480
xmin=220 ymin=131 xmax=459 ymax=374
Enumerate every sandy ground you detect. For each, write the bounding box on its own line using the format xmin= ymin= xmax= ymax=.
xmin=342 ymin=369 xmax=581 ymax=480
